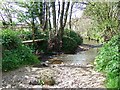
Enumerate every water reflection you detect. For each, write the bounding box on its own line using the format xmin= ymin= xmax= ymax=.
xmin=53 ymin=39 xmax=101 ymax=65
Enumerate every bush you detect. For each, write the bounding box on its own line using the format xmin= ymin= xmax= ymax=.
xmin=2 ymin=29 xmax=39 ymax=71
xmin=2 ymin=29 xmax=21 ymax=50
xmin=64 ymin=29 xmax=83 ymax=45
xmin=94 ymin=34 xmax=120 ymax=88
xmin=2 ymin=45 xmax=39 ymax=71
xmin=62 ymin=36 xmax=78 ymax=53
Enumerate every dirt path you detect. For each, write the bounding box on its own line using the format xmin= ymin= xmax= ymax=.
xmin=2 ymin=63 xmax=105 ymax=88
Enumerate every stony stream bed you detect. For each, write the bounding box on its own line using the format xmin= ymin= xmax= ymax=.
xmin=2 ymin=40 xmax=105 ymax=89
xmin=2 ymin=63 xmax=105 ymax=88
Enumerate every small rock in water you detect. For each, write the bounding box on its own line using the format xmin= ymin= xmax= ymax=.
xmin=40 ymin=62 xmax=49 ymax=67
xmin=45 ymin=60 xmax=51 ymax=64
xmin=29 ymin=80 xmax=39 ymax=85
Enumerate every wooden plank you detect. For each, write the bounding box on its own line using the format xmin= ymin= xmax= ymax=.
xmin=22 ymin=39 xmax=45 ymax=44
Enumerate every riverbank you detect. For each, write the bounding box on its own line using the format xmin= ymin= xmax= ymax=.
xmin=2 ymin=63 xmax=105 ymax=88
xmin=2 ymin=39 xmax=105 ymax=88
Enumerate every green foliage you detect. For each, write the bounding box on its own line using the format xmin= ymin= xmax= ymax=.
xmin=106 ymin=76 xmax=120 ymax=88
xmin=94 ymin=34 xmax=120 ymax=88
xmin=64 ymin=29 xmax=83 ymax=45
xmin=85 ymin=2 xmax=120 ymax=88
xmin=85 ymin=2 xmax=119 ymax=42
xmin=19 ymin=29 xmax=82 ymax=54
xmin=2 ymin=29 xmax=39 ymax=71
xmin=2 ymin=29 xmax=22 ymax=50
xmin=19 ymin=30 xmax=48 ymax=41
xmin=62 ymin=29 xmax=83 ymax=53
xmin=18 ymin=30 xmax=49 ymax=53
xmin=17 ymin=2 xmax=43 ymax=24
xmin=62 ymin=36 xmax=78 ymax=53
xmin=2 ymin=45 xmax=39 ymax=71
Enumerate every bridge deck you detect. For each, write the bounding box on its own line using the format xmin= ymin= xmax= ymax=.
xmin=22 ymin=39 xmax=45 ymax=44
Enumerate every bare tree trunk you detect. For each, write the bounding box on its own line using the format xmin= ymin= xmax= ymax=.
xmin=47 ymin=2 xmax=53 ymax=51
xmin=59 ymin=2 xmax=70 ymax=40
xmin=48 ymin=1 xmax=71 ymax=52
xmin=57 ymin=0 xmax=60 ymax=31
xmin=63 ymin=2 xmax=70 ymax=28
xmin=51 ymin=2 xmax=57 ymax=34
xmin=59 ymin=2 xmax=65 ymax=37
xmin=43 ymin=2 xmax=48 ymax=31
xmin=31 ymin=13 xmax=35 ymax=43
xmin=38 ymin=2 xmax=43 ymax=29
xmin=48 ymin=3 xmax=52 ymax=31
xmin=42 ymin=1 xmax=46 ymax=31
xmin=69 ymin=2 xmax=74 ymax=29
xmin=57 ymin=2 xmax=65 ymax=51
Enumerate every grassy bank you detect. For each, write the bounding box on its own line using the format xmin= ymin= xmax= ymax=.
xmin=94 ymin=34 xmax=120 ymax=88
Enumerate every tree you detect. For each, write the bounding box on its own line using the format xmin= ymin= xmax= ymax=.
xmin=69 ymin=2 xmax=74 ymax=29
xmin=15 ymin=1 xmax=46 ymax=42
xmin=0 ymin=2 xmax=15 ymax=28
xmin=2 ymin=0 xmax=72 ymax=52
xmin=84 ymin=2 xmax=119 ymax=41
xmin=56 ymin=1 xmax=70 ymax=51
xmin=51 ymin=2 xmax=57 ymax=33
xmin=47 ymin=1 xmax=70 ymax=51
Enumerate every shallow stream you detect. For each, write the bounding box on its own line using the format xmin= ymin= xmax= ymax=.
xmin=48 ymin=39 xmax=102 ymax=65
xmin=2 ymin=39 xmax=105 ymax=88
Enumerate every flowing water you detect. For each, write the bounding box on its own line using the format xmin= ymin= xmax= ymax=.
xmin=49 ymin=39 xmax=102 ymax=65
xmin=2 ymin=39 xmax=105 ymax=88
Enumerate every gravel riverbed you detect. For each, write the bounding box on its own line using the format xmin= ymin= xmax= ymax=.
xmin=2 ymin=63 xmax=105 ymax=88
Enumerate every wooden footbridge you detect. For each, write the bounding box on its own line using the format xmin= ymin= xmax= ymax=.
xmin=22 ymin=39 xmax=45 ymax=44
